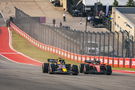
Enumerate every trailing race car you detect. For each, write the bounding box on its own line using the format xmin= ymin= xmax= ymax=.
xmin=42 ymin=58 xmax=79 ymax=75
xmin=80 ymin=60 xmax=112 ymax=75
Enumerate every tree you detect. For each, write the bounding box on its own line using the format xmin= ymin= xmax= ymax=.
xmin=126 ymin=0 xmax=135 ymax=7
xmin=113 ymin=0 xmax=119 ymax=7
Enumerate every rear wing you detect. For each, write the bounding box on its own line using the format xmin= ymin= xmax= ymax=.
xmin=85 ymin=60 xmax=93 ymax=63
xmin=47 ymin=59 xmax=58 ymax=63
xmin=85 ymin=60 xmax=100 ymax=64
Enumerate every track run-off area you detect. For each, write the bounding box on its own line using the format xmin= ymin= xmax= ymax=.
xmin=0 ymin=27 xmax=135 ymax=90
xmin=0 ymin=27 xmax=42 ymax=66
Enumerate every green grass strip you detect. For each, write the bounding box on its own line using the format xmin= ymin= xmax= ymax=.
xmin=12 ymin=30 xmax=135 ymax=71
xmin=12 ymin=30 xmax=79 ymax=65
xmin=113 ymin=67 xmax=135 ymax=71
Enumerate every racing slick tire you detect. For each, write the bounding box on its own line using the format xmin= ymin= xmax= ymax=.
xmin=80 ymin=64 xmax=84 ymax=73
xmin=89 ymin=65 xmax=95 ymax=74
xmin=106 ymin=65 xmax=112 ymax=75
xmin=65 ymin=64 xmax=71 ymax=70
xmin=72 ymin=65 xmax=79 ymax=75
xmin=49 ymin=64 xmax=56 ymax=74
xmin=84 ymin=64 xmax=90 ymax=74
xmin=42 ymin=63 xmax=49 ymax=73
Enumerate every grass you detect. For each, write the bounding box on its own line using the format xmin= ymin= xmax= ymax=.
xmin=113 ymin=67 xmax=135 ymax=71
xmin=12 ymin=30 xmax=79 ymax=65
xmin=12 ymin=30 xmax=135 ymax=71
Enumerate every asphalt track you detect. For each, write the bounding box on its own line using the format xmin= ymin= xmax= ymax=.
xmin=1 ymin=55 xmax=135 ymax=90
xmin=0 ymin=27 xmax=135 ymax=90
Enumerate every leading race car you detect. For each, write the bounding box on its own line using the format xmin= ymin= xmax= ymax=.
xmin=80 ymin=59 xmax=112 ymax=75
xmin=42 ymin=58 xmax=79 ymax=75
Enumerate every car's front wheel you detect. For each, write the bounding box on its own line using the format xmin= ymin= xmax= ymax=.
xmin=80 ymin=64 xmax=84 ymax=73
xmin=42 ymin=63 xmax=49 ymax=73
xmin=106 ymin=65 xmax=112 ymax=75
xmin=72 ymin=65 xmax=79 ymax=75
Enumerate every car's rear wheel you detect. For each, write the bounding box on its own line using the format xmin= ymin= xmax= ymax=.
xmin=84 ymin=64 xmax=90 ymax=74
xmin=106 ymin=65 xmax=112 ymax=75
xmin=72 ymin=65 xmax=79 ymax=75
xmin=42 ymin=63 xmax=49 ymax=73
xmin=80 ymin=64 xmax=84 ymax=73
xmin=65 ymin=64 xmax=71 ymax=71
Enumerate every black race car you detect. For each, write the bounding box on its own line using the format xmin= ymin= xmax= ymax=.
xmin=80 ymin=60 xmax=112 ymax=75
xmin=42 ymin=58 xmax=79 ymax=75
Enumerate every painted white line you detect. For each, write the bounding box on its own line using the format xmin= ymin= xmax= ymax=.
xmin=0 ymin=54 xmax=37 ymax=66
xmin=0 ymin=60 xmax=7 ymax=64
xmin=0 ymin=52 xmax=19 ymax=54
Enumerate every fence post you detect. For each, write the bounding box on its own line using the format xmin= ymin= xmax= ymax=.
xmin=129 ymin=36 xmax=134 ymax=58
xmin=115 ymin=31 xmax=119 ymax=57
xmin=111 ymin=32 xmax=115 ymax=67
xmin=121 ymin=31 xmax=124 ymax=57
xmin=82 ymin=31 xmax=85 ymax=55
xmin=102 ymin=32 xmax=105 ymax=63
xmin=98 ymin=32 xmax=101 ymax=57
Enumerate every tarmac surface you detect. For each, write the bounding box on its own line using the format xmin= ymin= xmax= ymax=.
xmin=1 ymin=55 xmax=135 ymax=90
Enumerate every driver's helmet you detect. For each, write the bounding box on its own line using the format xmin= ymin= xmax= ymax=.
xmin=94 ymin=58 xmax=97 ymax=61
xmin=96 ymin=61 xmax=100 ymax=64
xmin=57 ymin=61 xmax=61 ymax=64
xmin=60 ymin=60 xmax=65 ymax=64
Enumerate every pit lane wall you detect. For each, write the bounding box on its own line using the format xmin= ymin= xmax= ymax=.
xmin=10 ymin=23 xmax=135 ymax=68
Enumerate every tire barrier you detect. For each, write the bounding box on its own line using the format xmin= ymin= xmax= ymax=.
xmin=10 ymin=22 xmax=135 ymax=68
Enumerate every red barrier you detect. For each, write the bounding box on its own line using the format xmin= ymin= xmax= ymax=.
xmin=95 ymin=56 xmax=99 ymax=60
xmin=81 ymin=55 xmax=86 ymax=63
xmin=125 ymin=58 xmax=130 ymax=68
xmin=131 ymin=58 xmax=135 ymax=68
xmin=55 ymin=48 xmax=59 ymax=55
xmin=114 ymin=58 xmax=119 ymax=67
xmin=70 ymin=53 xmax=74 ymax=61
xmin=77 ymin=54 xmax=82 ymax=63
xmin=67 ymin=52 xmax=71 ymax=60
xmin=90 ymin=56 xmax=95 ymax=60
xmin=108 ymin=57 xmax=113 ymax=66
xmin=52 ymin=47 xmax=56 ymax=54
xmin=86 ymin=56 xmax=91 ymax=60
xmin=47 ymin=45 xmax=50 ymax=52
xmin=58 ymin=49 xmax=61 ymax=56
xmin=104 ymin=57 xmax=108 ymax=64
xmin=63 ymin=51 xmax=67 ymax=58
xmin=49 ymin=46 xmax=52 ymax=53
xmin=99 ymin=56 xmax=103 ymax=64
xmin=119 ymin=58 xmax=124 ymax=68
xmin=74 ymin=54 xmax=78 ymax=61
xmin=61 ymin=50 xmax=64 ymax=57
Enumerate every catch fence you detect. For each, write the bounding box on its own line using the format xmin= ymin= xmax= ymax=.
xmin=13 ymin=8 xmax=135 ymax=58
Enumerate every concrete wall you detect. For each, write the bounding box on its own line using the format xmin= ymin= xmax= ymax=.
xmin=112 ymin=8 xmax=135 ymax=38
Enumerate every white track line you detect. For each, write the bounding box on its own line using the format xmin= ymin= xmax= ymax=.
xmin=0 ymin=54 xmax=38 ymax=66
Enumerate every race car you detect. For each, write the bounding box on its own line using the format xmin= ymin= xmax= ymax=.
xmin=80 ymin=60 xmax=112 ymax=75
xmin=42 ymin=58 xmax=79 ymax=75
